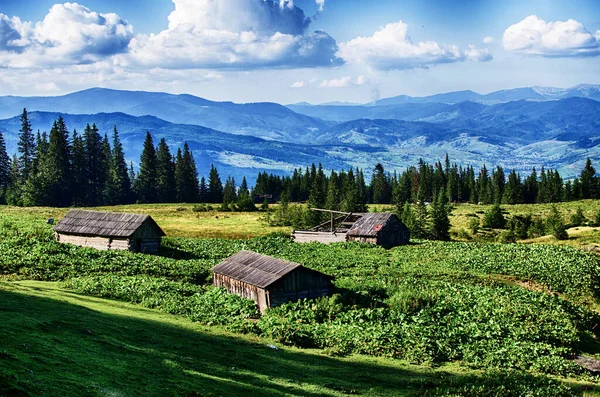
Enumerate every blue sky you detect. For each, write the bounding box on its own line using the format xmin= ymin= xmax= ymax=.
xmin=0 ymin=0 xmax=599 ymax=103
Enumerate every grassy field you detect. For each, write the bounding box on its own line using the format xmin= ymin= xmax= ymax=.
xmin=2 ymin=203 xmax=600 ymax=396
xmin=8 ymin=280 xmax=591 ymax=397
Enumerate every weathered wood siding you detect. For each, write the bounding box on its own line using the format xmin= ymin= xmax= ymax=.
xmin=293 ymin=231 xmax=347 ymax=244
xmin=214 ymin=273 xmax=269 ymax=312
xmin=57 ymin=234 xmax=112 ymax=250
xmin=267 ymin=268 xmax=333 ymax=308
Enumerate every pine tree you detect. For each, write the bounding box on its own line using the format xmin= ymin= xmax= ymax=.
xmin=83 ymin=123 xmax=106 ymax=206
xmin=5 ymin=155 xmax=22 ymax=205
xmin=207 ymin=164 xmax=223 ymax=203
xmin=429 ymin=188 xmax=451 ymax=240
xmin=306 ymin=164 xmax=327 ymax=226
xmin=156 ymin=138 xmax=176 ymax=203
xmin=0 ymin=131 xmax=10 ymax=203
xmin=199 ymin=176 xmax=208 ymax=202
xmin=324 ymin=170 xmax=340 ymax=211
xmin=71 ymin=130 xmax=87 ymax=206
xmin=236 ymin=176 xmax=256 ymax=212
xmin=105 ymin=127 xmax=133 ymax=205
xmin=134 ymin=132 xmax=158 ymax=203
xmin=17 ymin=108 xmax=36 ymax=181
xmin=222 ymin=176 xmax=237 ymax=210
xmin=483 ymin=203 xmax=506 ymax=229
xmin=24 ymin=117 xmax=72 ymax=207
xmin=413 ymin=200 xmax=429 ymax=239
xmin=174 ymin=143 xmax=200 ymax=203
xmin=502 ymin=169 xmax=522 ymax=204
xmin=371 ymin=163 xmax=391 ymax=204
xmin=580 ymin=158 xmax=597 ymax=199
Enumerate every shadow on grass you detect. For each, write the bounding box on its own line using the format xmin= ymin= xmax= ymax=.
xmin=1 ymin=285 xmax=598 ymax=397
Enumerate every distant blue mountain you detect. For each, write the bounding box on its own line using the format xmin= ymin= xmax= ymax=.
xmin=0 ymin=88 xmax=331 ymax=144
xmin=0 ymin=86 xmax=598 ymax=180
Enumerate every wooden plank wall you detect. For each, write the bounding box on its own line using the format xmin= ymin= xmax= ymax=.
xmin=293 ymin=232 xmax=347 ymax=244
xmin=58 ymin=234 xmax=112 ymax=250
xmin=213 ymin=273 xmax=268 ymax=312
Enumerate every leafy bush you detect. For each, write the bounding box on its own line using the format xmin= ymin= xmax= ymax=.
xmin=483 ymin=204 xmax=506 ymax=229
xmin=468 ymin=217 xmax=480 ymax=235
xmin=570 ymin=207 xmax=587 ymax=227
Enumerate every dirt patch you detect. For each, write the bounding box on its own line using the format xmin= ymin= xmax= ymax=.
xmin=582 ymin=245 xmax=600 ymax=255
xmin=574 ymin=355 xmax=600 ymax=373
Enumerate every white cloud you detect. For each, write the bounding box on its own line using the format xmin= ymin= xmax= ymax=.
xmin=316 ymin=0 xmax=325 ymax=12
xmin=483 ymin=36 xmax=493 ymax=44
xmin=290 ymin=80 xmax=306 ymax=88
xmin=465 ymin=45 xmax=493 ymax=62
xmin=126 ymin=0 xmax=342 ymax=69
xmin=503 ymin=15 xmax=600 ymax=57
xmin=0 ymin=2 xmax=133 ymax=68
xmin=338 ymin=21 xmax=492 ymax=70
xmin=318 ymin=75 xmax=367 ymax=88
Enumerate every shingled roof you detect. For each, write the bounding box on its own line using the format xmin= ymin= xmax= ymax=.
xmin=211 ymin=251 xmax=304 ymax=289
xmin=54 ymin=209 xmax=165 ymax=238
xmin=347 ymin=212 xmax=401 ymax=237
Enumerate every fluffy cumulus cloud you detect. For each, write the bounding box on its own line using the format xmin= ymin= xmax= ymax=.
xmin=315 ymin=0 xmax=325 ymax=12
xmin=338 ymin=21 xmax=492 ymax=70
xmin=503 ymin=15 xmax=600 ymax=57
xmin=126 ymin=0 xmax=343 ymax=69
xmin=318 ymin=75 xmax=366 ymax=88
xmin=290 ymin=80 xmax=306 ymax=88
xmin=483 ymin=36 xmax=493 ymax=44
xmin=0 ymin=2 xmax=133 ymax=67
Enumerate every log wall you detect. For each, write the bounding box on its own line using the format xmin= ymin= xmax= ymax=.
xmin=292 ymin=232 xmax=347 ymax=244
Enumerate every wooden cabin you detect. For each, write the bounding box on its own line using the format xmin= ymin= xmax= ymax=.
xmin=54 ymin=209 xmax=165 ymax=253
xmin=346 ymin=212 xmax=410 ymax=248
xmin=212 ymin=251 xmax=334 ymax=313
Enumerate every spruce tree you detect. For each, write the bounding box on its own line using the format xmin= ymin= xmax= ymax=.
xmin=208 ymin=164 xmax=223 ymax=203
xmin=83 ymin=123 xmax=106 ymax=206
xmin=199 ymin=176 xmax=208 ymax=202
xmin=236 ymin=176 xmax=256 ymax=211
xmin=156 ymin=138 xmax=176 ymax=203
xmin=429 ymin=189 xmax=451 ymax=241
xmin=221 ymin=176 xmax=237 ymax=210
xmin=174 ymin=143 xmax=200 ymax=203
xmin=17 ymin=108 xmax=36 ymax=181
xmin=580 ymin=158 xmax=597 ymax=199
xmin=324 ymin=170 xmax=340 ymax=211
xmin=25 ymin=117 xmax=72 ymax=207
xmin=0 ymin=131 xmax=10 ymax=203
xmin=371 ymin=163 xmax=391 ymax=204
xmin=71 ymin=130 xmax=87 ymax=206
xmin=134 ymin=132 xmax=158 ymax=203
xmin=105 ymin=127 xmax=132 ymax=205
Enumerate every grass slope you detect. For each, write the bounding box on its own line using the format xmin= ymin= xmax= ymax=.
xmin=1 ymin=280 xmax=576 ymax=397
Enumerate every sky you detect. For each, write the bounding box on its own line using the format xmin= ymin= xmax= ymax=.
xmin=0 ymin=0 xmax=599 ymax=104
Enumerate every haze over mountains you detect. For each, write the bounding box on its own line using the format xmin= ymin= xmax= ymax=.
xmin=0 ymin=84 xmax=598 ymax=182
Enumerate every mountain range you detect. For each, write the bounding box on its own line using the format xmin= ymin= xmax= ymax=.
xmin=0 ymin=84 xmax=598 ymax=182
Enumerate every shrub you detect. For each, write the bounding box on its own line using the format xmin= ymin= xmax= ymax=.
xmin=498 ymin=230 xmax=517 ymax=243
xmin=507 ymin=215 xmax=532 ymax=239
xmin=483 ymin=204 xmax=506 ymax=229
xmin=570 ymin=207 xmax=586 ymax=227
xmin=546 ymin=205 xmax=568 ymax=240
xmin=468 ymin=217 xmax=480 ymax=235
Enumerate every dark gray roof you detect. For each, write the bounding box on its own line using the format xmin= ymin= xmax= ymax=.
xmin=54 ymin=209 xmax=165 ymax=238
xmin=347 ymin=212 xmax=402 ymax=237
xmin=211 ymin=251 xmax=303 ymax=289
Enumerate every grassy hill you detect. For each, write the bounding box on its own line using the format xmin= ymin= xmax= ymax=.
xmin=2 ymin=203 xmax=600 ymax=395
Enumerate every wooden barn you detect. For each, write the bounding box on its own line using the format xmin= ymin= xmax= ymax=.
xmin=346 ymin=212 xmax=410 ymax=248
xmin=54 ymin=209 xmax=166 ymax=253
xmin=212 ymin=251 xmax=334 ymax=313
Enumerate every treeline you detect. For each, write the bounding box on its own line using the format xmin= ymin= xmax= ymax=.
xmin=0 ymin=110 xmax=237 ymax=207
xmin=253 ymin=156 xmax=600 ymax=207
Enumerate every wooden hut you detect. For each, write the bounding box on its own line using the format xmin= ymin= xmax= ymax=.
xmin=54 ymin=209 xmax=165 ymax=253
xmin=212 ymin=251 xmax=333 ymax=312
xmin=346 ymin=212 xmax=409 ymax=248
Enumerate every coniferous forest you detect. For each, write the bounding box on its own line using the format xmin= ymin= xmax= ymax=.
xmin=0 ymin=109 xmax=598 ymax=211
